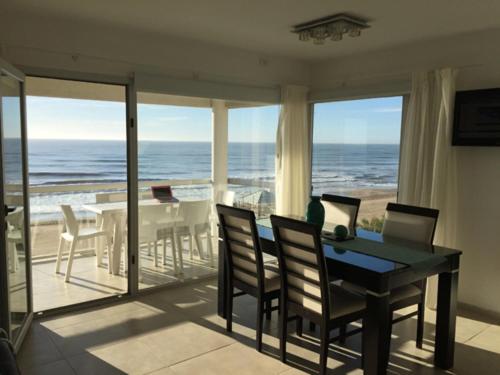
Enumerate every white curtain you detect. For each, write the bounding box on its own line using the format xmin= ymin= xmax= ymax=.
xmin=275 ymin=85 xmax=311 ymax=216
xmin=398 ymin=68 xmax=458 ymax=308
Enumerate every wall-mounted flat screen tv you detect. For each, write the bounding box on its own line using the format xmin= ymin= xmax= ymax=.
xmin=453 ymin=89 xmax=500 ymax=146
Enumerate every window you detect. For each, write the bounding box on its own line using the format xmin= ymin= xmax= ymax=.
xmin=312 ymin=96 xmax=403 ymax=232
xmin=228 ymin=104 xmax=279 ymax=217
xmin=137 ymin=93 xmax=213 ymax=289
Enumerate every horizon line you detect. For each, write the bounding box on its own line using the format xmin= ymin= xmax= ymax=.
xmin=28 ymin=138 xmax=399 ymax=145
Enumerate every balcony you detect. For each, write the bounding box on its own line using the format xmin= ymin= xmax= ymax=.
xmin=29 ymin=178 xmax=274 ymax=311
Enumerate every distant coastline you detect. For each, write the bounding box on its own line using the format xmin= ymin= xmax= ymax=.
xmin=23 ymin=139 xmax=399 ymax=221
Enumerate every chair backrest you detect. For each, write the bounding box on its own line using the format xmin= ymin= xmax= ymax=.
xmin=321 ymin=194 xmax=361 ymax=235
xmin=217 ymin=204 xmax=265 ymax=292
xmin=96 ymin=192 xmax=127 ymax=203
xmin=177 ymin=200 xmax=211 ymax=227
xmin=382 ymin=203 xmax=439 ymax=244
xmin=6 ymin=208 xmax=23 ymax=230
xmin=270 ymin=215 xmax=330 ymax=318
xmin=216 ymin=190 xmax=235 ymax=206
xmin=60 ymin=205 xmax=79 ymax=236
xmin=138 ymin=204 xmax=176 ymax=241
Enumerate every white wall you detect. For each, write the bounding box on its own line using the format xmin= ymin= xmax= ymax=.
xmin=0 ymin=10 xmax=310 ymax=90
xmin=310 ymin=28 xmax=500 ymax=315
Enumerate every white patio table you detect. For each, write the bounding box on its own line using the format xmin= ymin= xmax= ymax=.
xmin=83 ymin=199 xmax=184 ymax=275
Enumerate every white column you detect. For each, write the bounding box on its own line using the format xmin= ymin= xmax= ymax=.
xmin=211 ymin=99 xmax=228 ymax=203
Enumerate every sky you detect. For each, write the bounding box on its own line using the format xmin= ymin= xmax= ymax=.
xmin=25 ymin=95 xmax=402 ymax=144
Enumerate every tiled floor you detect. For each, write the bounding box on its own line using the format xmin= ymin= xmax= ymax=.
xmin=32 ymin=244 xmax=218 ymax=312
xmin=18 ymin=279 xmax=500 ymax=374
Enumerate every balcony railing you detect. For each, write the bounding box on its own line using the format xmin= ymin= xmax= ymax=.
xmin=28 ymin=178 xmax=276 ymax=258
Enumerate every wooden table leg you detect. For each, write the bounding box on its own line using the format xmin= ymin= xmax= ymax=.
xmin=434 ymin=269 xmax=459 ymax=369
xmin=363 ymin=290 xmax=391 ymax=375
xmin=217 ymin=233 xmax=227 ymax=318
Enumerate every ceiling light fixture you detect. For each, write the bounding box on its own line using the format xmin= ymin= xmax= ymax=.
xmin=292 ymin=13 xmax=369 ymax=45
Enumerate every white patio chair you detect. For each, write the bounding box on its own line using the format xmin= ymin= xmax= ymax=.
xmin=6 ymin=208 xmax=24 ymax=273
xmin=216 ymin=190 xmax=235 ymax=206
xmin=56 ymin=205 xmax=112 ymax=282
xmin=175 ymin=200 xmax=213 ymax=269
xmin=139 ymin=203 xmax=182 ymax=273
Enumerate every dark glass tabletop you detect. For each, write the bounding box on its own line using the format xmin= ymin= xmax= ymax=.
xmin=256 ymin=218 xmax=460 ymax=275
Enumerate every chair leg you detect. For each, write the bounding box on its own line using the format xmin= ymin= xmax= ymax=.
xmin=171 ymin=235 xmax=178 ymax=274
xmin=339 ymin=324 xmax=347 ymax=344
xmin=147 ymin=241 xmax=152 ymax=256
xmin=106 ymin=236 xmax=113 ymax=274
xmin=14 ymin=245 xmax=19 ymax=270
xmin=8 ymin=243 xmax=16 ymax=273
xmin=206 ymin=232 xmax=214 ymax=267
xmin=55 ymin=236 xmax=64 ymax=273
xmin=257 ymin=298 xmax=264 ymax=352
xmin=64 ymin=240 xmax=78 ymax=283
xmin=226 ymin=284 xmax=233 ymax=332
xmin=319 ymin=325 xmax=329 ymax=375
xmin=195 ymin=233 xmax=204 ymax=259
xmin=279 ymin=302 xmax=288 ymax=363
xmin=188 ymin=234 xmax=194 ymax=260
xmin=154 ymin=241 xmax=159 ymax=267
xmin=309 ymin=321 xmax=316 ymax=332
xmin=416 ymin=302 xmax=425 ymax=348
xmin=162 ymin=239 xmax=167 ymax=265
xmin=361 ymin=319 xmax=365 ymax=368
xmin=296 ymin=316 xmax=303 ymax=337
xmin=176 ymin=235 xmax=184 ymax=273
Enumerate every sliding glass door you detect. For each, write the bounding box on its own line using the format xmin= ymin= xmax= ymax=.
xmin=26 ymin=77 xmax=129 ymax=311
xmin=0 ymin=59 xmax=32 ymax=349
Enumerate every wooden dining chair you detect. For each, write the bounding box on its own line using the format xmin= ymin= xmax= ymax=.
xmin=217 ymin=204 xmax=280 ymax=352
xmin=270 ymin=215 xmax=366 ymax=375
xmin=340 ymin=202 xmax=439 ymax=348
xmin=321 ymin=194 xmax=361 ymax=235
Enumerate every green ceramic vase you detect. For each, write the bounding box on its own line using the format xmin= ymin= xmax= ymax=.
xmin=306 ymin=196 xmax=325 ymax=228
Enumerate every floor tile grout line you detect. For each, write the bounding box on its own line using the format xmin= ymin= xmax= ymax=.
xmin=462 ymin=323 xmax=492 ymax=344
xmin=165 ymin=342 xmax=237 ymax=368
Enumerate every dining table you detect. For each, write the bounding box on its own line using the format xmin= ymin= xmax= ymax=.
xmin=83 ymin=199 xmax=183 ymax=275
xmin=217 ymin=217 xmax=462 ymax=375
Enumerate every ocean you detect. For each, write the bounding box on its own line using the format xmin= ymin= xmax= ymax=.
xmin=26 ymin=140 xmax=399 ymax=221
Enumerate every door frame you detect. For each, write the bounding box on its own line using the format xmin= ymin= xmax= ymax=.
xmin=15 ymin=67 xmax=139 ymax=317
xmin=0 ymin=58 xmax=33 ymax=351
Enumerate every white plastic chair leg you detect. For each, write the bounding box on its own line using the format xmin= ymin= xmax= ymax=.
xmin=14 ymin=245 xmax=19 ymax=270
xmin=162 ymin=239 xmax=167 ymax=265
xmin=106 ymin=236 xmax=113 ymax=274
xmin=207 ymin=232 xmax=214 ymax=268
xmin=8 ymin=243 xmax=17 ymax=273
xmin=195 ymin=234 xmax=204 ymax=259
xmin=154 ymin=241 xmax=159 ymax=267
xmin=189 ymin=235 xmax=193 ymax=260
xmin=123 ymin=241 xmax=128 ymax=273
xmin=55 ymin=236 xmax=64 ymax=273
xmin=176 ymin=234 xmax=184 ymax=273
xmin=64 ymin=240 xmax=78 ymax=282
xmin=171 ymin=235 xmax=178 ymax=274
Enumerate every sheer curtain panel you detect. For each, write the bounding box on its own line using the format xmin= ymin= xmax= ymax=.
xmin=275 ymin=85 xmax=311 ymax=216
xmin=398 ymin=68 xmax=458 ymax=308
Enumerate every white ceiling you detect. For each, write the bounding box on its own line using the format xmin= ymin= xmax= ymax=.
xmin=4 ymin=0 xmax=500 ymax=61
